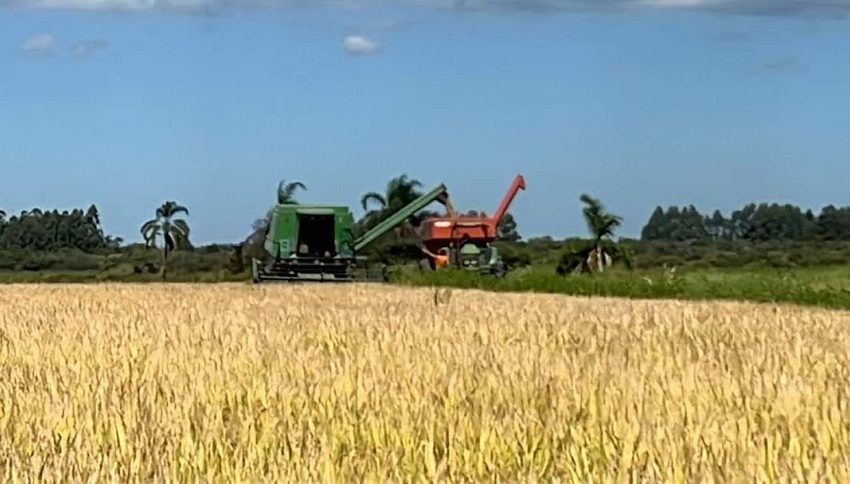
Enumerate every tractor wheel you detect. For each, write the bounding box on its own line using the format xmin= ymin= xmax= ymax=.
xmin=492 ymin=263 xmax=506 ymax=278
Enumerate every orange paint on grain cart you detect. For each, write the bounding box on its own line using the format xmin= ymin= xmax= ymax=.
xmin=418 ymin=174 xmax=526 ymax=250
xmin=416 ymin=175 xmax=526 ymax=275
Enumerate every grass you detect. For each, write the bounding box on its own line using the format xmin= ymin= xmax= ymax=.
xmin=1 ymin=283 xmax=849 ymax=480
xmin=4 ymin=262 xmax=850 ymax=311
xmin=396 ymin=264 xmax=850 ymax=310
xmin=0 ymin=269 xmax=249 ymax=284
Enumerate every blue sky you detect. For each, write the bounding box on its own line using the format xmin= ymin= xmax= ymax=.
xmin=2 ymin=1 xmax=850 ymax=244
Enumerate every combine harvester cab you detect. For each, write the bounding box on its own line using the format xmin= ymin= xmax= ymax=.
xmin=252 ymin=204 xmax=361 ymax=282
xmin=252 ymin=183 xmax=452 ymax=283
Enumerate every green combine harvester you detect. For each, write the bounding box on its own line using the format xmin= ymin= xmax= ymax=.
xmin=252 ymin=183 xmax=451 ymax=283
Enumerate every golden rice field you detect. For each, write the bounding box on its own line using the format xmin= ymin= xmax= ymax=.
xmin=1 ymin=283 xmax=849 ymax=481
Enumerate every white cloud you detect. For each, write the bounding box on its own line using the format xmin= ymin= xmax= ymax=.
xmin=5 ymin=0 xmax=850 ymax=17
xmin=21 ymin=33 xmax=55 ymax=55
xmin=19 ymin=34 xmax=111 ymax=60
xmin=636 ymin=0 xmax=717 ymax=6
xmin=343 ymin=35 xmax=381 ymax=56
xmin=11 ymin=0 xmax=217 ymax=12
xmin=70 ymin=39 xmax=109 ymax=58
xmin=757 ymin=57 xmax=804 ymax=75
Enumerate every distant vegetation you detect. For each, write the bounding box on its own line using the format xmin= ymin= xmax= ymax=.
xmin=398 ymin=264 xmax=850 ymax=312
xmin=0 ymin=205 xmax=120 ymax=252
xmin=140 ymin=201 xmax=191 ymax=280
xmin=641 ymin=202 xmax=850 ymax=243
xmin=1 ymin=176 xmax=850 ymax=288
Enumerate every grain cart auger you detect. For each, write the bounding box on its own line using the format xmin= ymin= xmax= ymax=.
xmin=252 ymin=183 xmax=451 ymax=283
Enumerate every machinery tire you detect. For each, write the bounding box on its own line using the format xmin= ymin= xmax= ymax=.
xmin=492 ymin=264 xmax=506 ymax=278
xmin=251 ymin=259 xmax=261 ymax=284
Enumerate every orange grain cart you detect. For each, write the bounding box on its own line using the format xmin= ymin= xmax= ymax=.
xmin=417 ymin=174 xmax=526 ymax=275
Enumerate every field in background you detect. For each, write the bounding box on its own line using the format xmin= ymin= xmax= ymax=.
xmin=3 ymin=240 xmax=850 ymax=314
xmin=1 ymin=284 xmax=849 ymax=480
xmin=4 ymin=259 xmax=850 ymax=312
xmin=398 ymin=264 xmax=850 ymax=311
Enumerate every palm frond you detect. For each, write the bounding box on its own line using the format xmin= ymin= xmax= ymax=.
xmin=166 ymin=203 xmax=189 ymax=217
xmin=142 ymin=226 xmax=161 ymax=247
xmin=579 ymin=193 xmax=622 ymax=241
xmin=361 ymin=192 xmax=387 ymax=211
xmin=285 ymin=181 xmax=306 ymax=194
xmin=171 ymin=219 xmax=191 ymax=239
xmin=278 ymin=180 xmax=306 ymax=204
xmin=140 ymin=219 xmax=159 ymax=236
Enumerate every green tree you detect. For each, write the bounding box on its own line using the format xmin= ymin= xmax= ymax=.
xmin=243 ymin=212 xmax=273 ymax=262
xmin=361 ymin=175 xmax=423 ymax=213
xmin=140 ymin=201 xmax=191 ymax=280
xmin=359 ymin=174 xmax=427 ymax=234
xmin=803 ymin=209 xmax=817 ymax=240
xmin=277 ymin=180 xmax=307 ymax=204
xmin=81 ymin=204 xmax=106 ymax=250
xmin=816 ymin=205 xmax=850 ymax=241
xmin=497 ymin=212 xmax=521 ymax=242
xmin=680 ymin=205 xmax=708 ymax=241
xmin=705 ymin=209 xmax=727 ymax=241
xmin=579 ymin=193 xmax=622 ymax=272
xmin=641 ymin=206 xmax=665 ymax=241
xmin=0 ymin=206 xmax=112 ymax=252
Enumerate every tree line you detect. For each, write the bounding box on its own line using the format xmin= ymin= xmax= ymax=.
xmin=641 ymin=203 xmax=850 ymax=243
xmin=0 ymin=174 xmax=522 ymax=278
xmin=0 ymin=173 xmax=586 ymax=267
xmin=0 ymin=205 xmax=121 ymax=252
xmin=6 ymin=198 xmax=850 ymax=256
xmin=5 ymin=177 xmax=850 ymax=277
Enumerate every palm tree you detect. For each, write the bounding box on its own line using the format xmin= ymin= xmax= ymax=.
xmin=141 ymin=201 xmax=190 ymax=280
xmin=277 ymin=180 xmax=307 ymax=204
xmin=580 ymin=193 xmax=622 ymax=272
xmin=240 ymin=180 xmax=305 ymax=261
xmin=361 ymin=174 xmax=423 ymax=211
xmin=360 ymin=175 xmax=426 ymax=231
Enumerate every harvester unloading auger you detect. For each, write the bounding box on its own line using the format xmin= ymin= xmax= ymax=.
xmin=252 ymin=183 xmax=453 ymax=283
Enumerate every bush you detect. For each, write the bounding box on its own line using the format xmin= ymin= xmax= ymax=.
xmin=766 ymin=251 xmax=796 ymax=268
xmin=555 ymin=241 xmax=593 ymax=275
xmin=0 ymin=251 xmax=21 ymax=271
xmin=12 ymin=250 xmax=101 ymax=272
xmin=51 ymin=250 xmax=102 ymax=271
xmin=498 ymin=245 xmax=531 ymax=270
xmin=166 ymin=251 xmax=225 ymax=273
